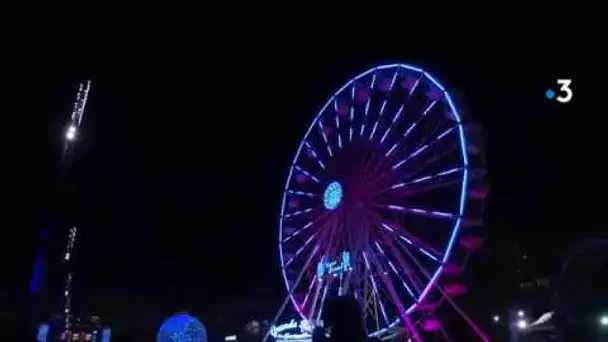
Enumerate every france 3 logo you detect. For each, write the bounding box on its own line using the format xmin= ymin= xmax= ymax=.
xmin=546 ymin=79 xmax=573 ymax=103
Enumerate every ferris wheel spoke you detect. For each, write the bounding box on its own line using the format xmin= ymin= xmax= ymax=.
xmin=349 ymin=83 xmax=355 ymax=141
xmin=317 ymin=120 xmax=333 ymax=158
xmin=379 ymin=104 xmax=404 ymax=145
xmin=301 ymin=275 xmax=318 ymax=310
xmin=306 ymin=218 xmax=342 ymax=320
xmin=384 ymin=204 xmax=458 ymax=221
xmin=366 ymin=249 xmax=424 ymax=342
xmin=397 ymin=234 xmax=494 ymax=342
xmin=394 ymin=237 xmax=441 ymax=302
xmin=373 ymin=241 xmax=416 ymax=299
xmin=293 ymin=165 xmax=320 ymax=183
xmin=282 ymin=220 xmax=315 ymax=243
xmin=333 ymin=99 xmax=344 ymax=150
xmin=385 ymin=100 xmax=438 ymax=157
xmin=387 ymin=167 xmax=464 ymax=192
xmin=360 ymin=71 xmax=377 ymax=136
xmin=390 ymin=178 xmax=461 ymax=200
xmin=392 ymin=142 xmax=460 ymax=188
xmin=282 ymin=210 xmax=331 ymax=244
xmin=308 ymin=277 xmax=329 ymax=323
xmin=378 ymin=232 xmax=425 ymax=295
xmin=392 ymin=126 xmax=456 ymax=171
xmin=378 ymin=73 xmax=424 ymax=147
xmin=283 ymin=207 xmax=315 ymax=219
xmin=370 ymin=70 xmax=399 ymax=141
xmin=286 ymin=189 xmax=319 ymax=198
xmin=362 ymin=251 xmax=391 ymax=326
xmin=304 ymin=141 xmax=326 ymax=170
xmin=380 ymin=223 xmax=442 ymax=262
xmin=284 ymin=232 xmax=319 ymax=268
xmin=315 ymin=281 xmax=330 ymax=323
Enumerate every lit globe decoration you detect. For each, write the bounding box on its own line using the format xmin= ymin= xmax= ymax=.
xmin=323 ymin=181 xmax=343 ymax=210
xmin=157 ymin=313 xmax=207 ymax=342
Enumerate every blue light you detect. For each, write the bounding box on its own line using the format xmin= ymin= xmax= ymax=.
xmin=30 ymin=253 xmax=43 ymax=294
xmin=102 ymin=328 xmax=112 ymax=342
xmin=317 ymin=259 xmax=326 ymax=279
xmin=323 ymin=181 xmax=343 ymax=210
xmin=37 ymin=324 xmax=49 ymax=342
xmin=157 ymin=314 xmax=207 ymax=342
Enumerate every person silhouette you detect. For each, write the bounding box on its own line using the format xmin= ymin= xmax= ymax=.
xmin=321 ymin=295 xmax=366 ymax=342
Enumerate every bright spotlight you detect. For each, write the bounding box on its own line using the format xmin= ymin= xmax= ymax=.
xmin=66 ymin=125 xmax=77 ymax=141
xmin=517 ymin=319 xmax=527 ymax=330
xmin=600 ymin=315 xmax=608 ymax=326
xmin=492 ymin=315 xmax=500 ymax=322
xmin=517 ymin=310 xmax=525 ymax=317
xmin=224 ymin=335 xmax=237 ymax=341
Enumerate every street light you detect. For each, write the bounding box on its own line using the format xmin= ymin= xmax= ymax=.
xmin=517 ymin=319 xmax=527 ymax=330
xmin=492 ymin=315 xmax=500 ymax=323
xmin=600 ymin=315 xmax=608 ymax=327
xmin=66 ymin=125 xmax=77 ymax=141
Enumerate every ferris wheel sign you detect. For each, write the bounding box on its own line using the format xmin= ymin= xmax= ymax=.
xmin=270 ymin=319 xmax=316 ymax=339
xmin=317 ymin=251 xmax=352 ymax=279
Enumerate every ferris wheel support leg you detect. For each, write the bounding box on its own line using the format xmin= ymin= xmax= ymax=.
xmin=307 ymin=279 xmax=323 ymax=323
xmin=368 ymin=253 xmax=424 ymax=342
xmin=439 ymin=327 xmax=454 ymax=342
xmin=395 ymin=240 xmax=493 ymax=342
xmin=381 ymin=235 xmax=424 ymax=294
xmin=263 ymin=245 xmax=320 ymax=342
xmin=439 ymin=292 xmax=492 ymax=342
xmin=315 ymin=282 xmax=330 ymax=324
xmin=311 ymin=227 xmax=341 ymax=324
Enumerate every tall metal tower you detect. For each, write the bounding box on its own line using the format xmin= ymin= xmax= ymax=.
xmin=30 ymin=80 xmax=91 ymax=334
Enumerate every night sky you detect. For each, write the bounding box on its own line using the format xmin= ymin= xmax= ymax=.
xmin=2 ymin=57 xmax=606 ymax=338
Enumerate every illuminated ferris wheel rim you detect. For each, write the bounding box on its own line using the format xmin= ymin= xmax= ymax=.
xmin=278 ymin=62 xmax=470 ymax=336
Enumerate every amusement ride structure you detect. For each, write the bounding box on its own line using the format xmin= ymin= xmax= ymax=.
xmin=267 ymin=63 xmax=490 ymax=341
xmin=29 ymin=81 xmax=102 ymax=341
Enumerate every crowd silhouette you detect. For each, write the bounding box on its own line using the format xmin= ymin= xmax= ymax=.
xmin=313 ymin=295 xmax=374 ymax=342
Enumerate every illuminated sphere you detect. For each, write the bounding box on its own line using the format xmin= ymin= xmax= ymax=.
xmin=323 ymin=181 xmax=343 ymax=210
xmin=157 ymin=313 xmax=207 ymax=342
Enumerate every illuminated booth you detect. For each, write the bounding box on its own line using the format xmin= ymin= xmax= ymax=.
xmin=37 ymin=315 xmax=110 ymax=342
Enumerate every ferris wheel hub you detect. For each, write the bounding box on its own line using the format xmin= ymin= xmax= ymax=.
xmin=323 ymin=181 xmax=343 ymax=210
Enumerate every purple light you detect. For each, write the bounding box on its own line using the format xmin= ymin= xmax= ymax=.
xmin=278 ymin=63 xmax=473 ymax=337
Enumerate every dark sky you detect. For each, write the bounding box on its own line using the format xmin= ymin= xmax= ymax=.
xmin=2 ymin=57 xmax=606 ymax=336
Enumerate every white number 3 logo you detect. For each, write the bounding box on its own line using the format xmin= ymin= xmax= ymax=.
xmin=556 ymin=79 xmax=573 ymax=103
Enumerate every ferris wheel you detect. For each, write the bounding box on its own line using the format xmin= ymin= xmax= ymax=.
xmin=274 ymin=63 xmax=489 ymax=341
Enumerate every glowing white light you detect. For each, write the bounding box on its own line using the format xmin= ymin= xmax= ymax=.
xmin=517 ymin=319 xmax=527 ymax=330
xmin=517 ymin=310 xmax=525 ymax=317
xmin=224 ymin=335 xmax=237 ymax=341
xmin=65 ymin=291 xmax=69 ymax=296
xmin=492 ymin=315 xmax=500 ymax=322
xmin=65 ymin=252 xmax=70 ymax=261
xmin=66 ymin=125 xmax=77 ymax=141
xmin=600 ymin=315 xmax=608 ymax=326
